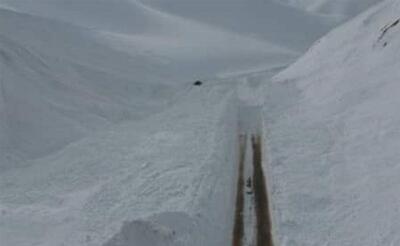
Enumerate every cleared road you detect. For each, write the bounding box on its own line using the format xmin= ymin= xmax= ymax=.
xmin=232 ymin=104 xmax=274 ymax=246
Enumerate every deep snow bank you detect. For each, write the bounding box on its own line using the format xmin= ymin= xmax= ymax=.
xmin=263 ymin=0 xmax=400 ymax=244
xmin=0 ymin=82 xmax=240 ymax=246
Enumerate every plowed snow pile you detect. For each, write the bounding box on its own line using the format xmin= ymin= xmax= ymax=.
xmin=264 ymin=0 xmax=400 ymax=244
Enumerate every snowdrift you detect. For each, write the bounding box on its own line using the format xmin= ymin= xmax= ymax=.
xmin=0 ymin=83 xmax=239 ymax=246
xmin=265 ymin=0 xmax=400 ymax=244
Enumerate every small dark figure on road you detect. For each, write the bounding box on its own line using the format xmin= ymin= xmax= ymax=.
xmin=246 ymin=177 xmax=253 ymax=194
xmin=193 ymin=80 xmax=203 ymax=86
xmin=246 ymin=177 xmax=252 ymax=188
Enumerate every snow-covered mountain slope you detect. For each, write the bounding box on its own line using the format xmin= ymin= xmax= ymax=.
xmin=262 ymin=0 xmax=400 ymax=244
xmin=0 ymin=3 xmax=298 ymax=165
xmin=0 ymin=8 xmax=182 ymax=164
xmin=1 ymin=0 xmax=337 ymax=52
xmin=0 ymin=0 xmax=163 ymax=33
xmin=142 ymin=0 xmax=336 ymax=51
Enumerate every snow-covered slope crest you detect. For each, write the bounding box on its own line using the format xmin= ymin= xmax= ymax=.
xmin=265 ymin=0 xmax=400 ymax=244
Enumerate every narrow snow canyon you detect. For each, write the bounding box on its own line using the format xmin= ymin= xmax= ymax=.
xmin=3 ymin=0 xmax=400 ymax=246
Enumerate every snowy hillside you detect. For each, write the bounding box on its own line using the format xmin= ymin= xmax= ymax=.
xmin=142 ymin=0 xmax=336 ymax=51
xmin=0 ymin=8 xmax=180 ymax=164
xmin=0 ymin=1 xmax=298 ymax=165
xmin=265 ymin=0 xmax=400 ymax=244
xmin=0 ymin=0 xmax=334 ymax=51
xmin=276 ymin=0 xmax=383 ymax=20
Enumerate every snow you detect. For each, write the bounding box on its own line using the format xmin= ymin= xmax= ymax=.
xmin=262 ymin=0 xmax=400 ymax=244
xmin=0 ymin=4 xmax=296 ymax=164
xmin=275 ymin=0 xmax=384 ymax=21
xmin=0 ymin=83 xmax=239 ymax=246
xmin=142 ymin=0 xmax=337 ymax=52
xmin=0 ymin=14 xmax=175 ymax=162
xmin=0 ymin=0 xmax=397 ymax=245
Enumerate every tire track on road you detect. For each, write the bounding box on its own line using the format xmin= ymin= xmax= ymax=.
xmin=252 ymin=134 xmax=274 ymax=246
xmin=232 ymin=134 xmax=247 ymax=246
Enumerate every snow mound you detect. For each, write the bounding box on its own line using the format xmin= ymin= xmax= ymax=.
xmin=264 ymin=0 xmax=400 ymax=244
xmin=0 ymin=83 xmax=239 ymax=246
